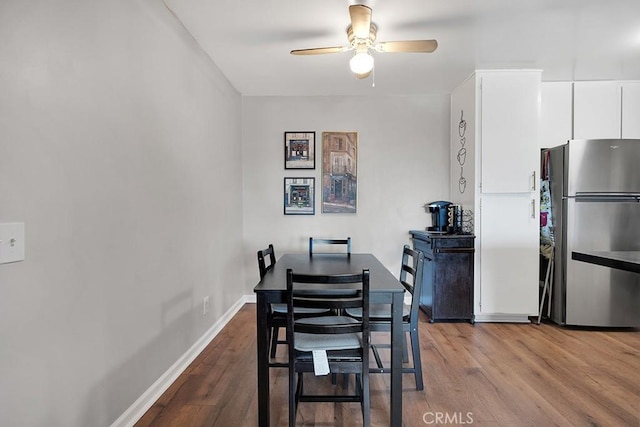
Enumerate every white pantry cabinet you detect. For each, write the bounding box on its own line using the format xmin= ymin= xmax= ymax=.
xmin=450 ymin=70 xmax=541 ymax=322
xmin=480 ymin=73 xmax=540 ymax=193
xmin=479 ymin=194 xmax=539 ymax=315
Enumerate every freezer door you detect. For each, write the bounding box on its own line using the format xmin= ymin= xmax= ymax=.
xmin=564 ymin=198 xmax=640 ymax=326
xmin=567 ymin=139 xmax=640 ymax=195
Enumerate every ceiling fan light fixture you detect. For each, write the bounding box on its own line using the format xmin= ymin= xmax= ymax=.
xmin=290 ymin=4 xmax=438 ymax=80
xmin=349 ymin=51 xmax=374 ymax=75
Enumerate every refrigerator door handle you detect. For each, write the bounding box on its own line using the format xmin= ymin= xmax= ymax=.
xmin=574 ymin=194 xmax=640 ymax=203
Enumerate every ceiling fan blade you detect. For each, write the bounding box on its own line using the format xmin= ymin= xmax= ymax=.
xmin=349 ymin=4 xmax=372 ymax=39
xmin=290 ymin=46 xmax=348 ymax=55
xmin=375 ymin=40 xmax=438 ymax=53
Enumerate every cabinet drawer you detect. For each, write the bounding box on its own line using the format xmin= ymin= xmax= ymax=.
xmin=412 ymin=234 xmax=475 ymax=254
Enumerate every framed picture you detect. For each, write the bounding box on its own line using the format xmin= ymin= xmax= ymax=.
xmin=284 ymin=131 xmax=315 ymax=169
xmin=322 ymin=131 xmax=358 ymax=213
xmin=284 ymin=177 xmax=315 ymax=215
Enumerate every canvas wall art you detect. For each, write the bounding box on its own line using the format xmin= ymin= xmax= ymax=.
xmin=321 ymin=131 xmax=357 ymax=213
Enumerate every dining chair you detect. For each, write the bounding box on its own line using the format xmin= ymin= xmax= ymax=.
xmin=257 ymin=244 xmax=330 ymax=362
xmin=345 ymin=244 xmax=425 ymax=390
xmin=286 ymin=268 xmax=370 ymax=427
xmin=309 ymin=237 xmax=351 ymax=255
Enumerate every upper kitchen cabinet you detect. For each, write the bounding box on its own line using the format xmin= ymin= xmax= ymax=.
xmin=480 ymin=71 xmax=541 ymax=193
xmin=573 ymin=81 xmax=621 ymax=139
xmin=573 ymin=80 xmax=640 ymax=139
xmin=622 ymin=82 xmax=640 ymax=138
xmin=540 ymin=82 xmax=572 ymax=148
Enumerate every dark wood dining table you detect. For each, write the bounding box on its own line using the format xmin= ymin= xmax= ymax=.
xmin=254 ymin=253 xmax=406 ymax=427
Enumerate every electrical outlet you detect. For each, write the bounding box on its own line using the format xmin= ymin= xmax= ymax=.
xmin=203 ymin=296 xmax=210 ymax=315
xmin=0 ymin=223 xmax=25 ymax=264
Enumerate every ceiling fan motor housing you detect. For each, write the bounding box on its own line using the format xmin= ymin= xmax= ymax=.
xmin=347 ymin=23 xmax=377 ymax=48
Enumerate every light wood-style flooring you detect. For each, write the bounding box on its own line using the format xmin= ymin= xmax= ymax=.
xmin=136 ymin=304 xmax=640 ymax=426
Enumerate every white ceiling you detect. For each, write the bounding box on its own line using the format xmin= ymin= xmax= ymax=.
xmin=164 ymin=0 xmax=640 ymax=96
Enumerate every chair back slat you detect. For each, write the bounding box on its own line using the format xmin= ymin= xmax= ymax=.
xmin=309 ymin=237 xmax=352 ymax=255
xmin=293 ymin=295 xmax=363 ymax=310
xmin=257 ymin=244 xmax=276 ymax=279
xmin=286 ymin=269 xmax=369 ymax=339
xmin=399 ymin=245 xmax=424 ymax=323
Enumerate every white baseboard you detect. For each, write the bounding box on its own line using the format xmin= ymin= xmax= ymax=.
xmin=111 ymin=294 xmax=253 ymax=427
xmin=474 ymin=313 xmax=533 ymax=323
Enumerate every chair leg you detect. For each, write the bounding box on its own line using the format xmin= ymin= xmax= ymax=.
xmin=411 ymin=328 xmax=424 ymax=391
xmin=402 ymin=334 xmax=409 ymax=363
xmin=270 ymin=326 xmax=279 ymax=358
xmin=289 ymin=366 xmax=296 ymax=426
xmin=362 ymin=371 xmax=370 ymax=426
xmin=296 ymin=373 xmax=304 ymax=402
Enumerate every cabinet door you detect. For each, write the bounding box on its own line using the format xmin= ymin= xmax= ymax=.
xmin=622 ymin=82 xmax=640 ymax=138
xmin=540 ymin=82 xmax=573 ymax=148
xmin=480 ymin=72 xmax=540 ymax=193
xmin=479 ymin=194 xmax=538 ymax=315
xmin=573 ymin=81 xmax=621 ymax=139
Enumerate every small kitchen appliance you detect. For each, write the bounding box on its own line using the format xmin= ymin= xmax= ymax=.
xmin=426 ymin=201 xmax=452 ymax=232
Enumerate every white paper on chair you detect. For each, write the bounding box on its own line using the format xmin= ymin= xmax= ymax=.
xmin=312 ymin=350 xmax=330 ymax=376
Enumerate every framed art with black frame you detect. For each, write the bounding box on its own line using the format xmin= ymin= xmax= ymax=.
xmin=284 ymin=177 xmax=315 ymax=215
xmin=284 ymin=131 xmax=315 ymax=169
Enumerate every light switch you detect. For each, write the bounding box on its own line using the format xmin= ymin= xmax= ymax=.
xmin=0 ymin=223 xmax=25 ymax=264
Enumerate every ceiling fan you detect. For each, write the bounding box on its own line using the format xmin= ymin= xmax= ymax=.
xmin=290 ymin=4 xmax=438 ymax=79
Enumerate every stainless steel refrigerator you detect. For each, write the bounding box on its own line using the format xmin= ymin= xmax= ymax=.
xmin=547 ymin=139 xmax=640 ymax=327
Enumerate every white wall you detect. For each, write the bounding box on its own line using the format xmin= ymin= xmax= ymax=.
xmin=0 ymin=1 xmax=243 ymax=426
xmin=242 ymin=95 xmax=451 ymax=286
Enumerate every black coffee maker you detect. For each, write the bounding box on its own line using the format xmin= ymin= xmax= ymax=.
xmin=427 ymin=201 xmax=452 ymax=232
xmin=427 ymin=201 xmax=463 ymax=234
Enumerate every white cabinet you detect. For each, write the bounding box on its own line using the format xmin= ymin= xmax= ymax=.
xmin=480 ymin=73 xmax=540 ymax=193
xmin=479 ymin=194 xmax=539 ymax=315
xmin=450 ymin=70 xmax=541 ymax=322
xmin=572 ymin=81 xmax=640 ymax=139
xmin=540 ymin=82 xmax=572 ymax=148
xmin=622 ymin=82 xmax=640 ymax=138
xmin=573 ymin=81 xmax=621 ymax=139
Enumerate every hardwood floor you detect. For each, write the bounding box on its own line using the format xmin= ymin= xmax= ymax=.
xmin=136 ymin=304 xmax=640 ymax=426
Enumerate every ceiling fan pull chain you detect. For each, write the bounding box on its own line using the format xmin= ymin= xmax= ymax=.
xmin=372 ymin=65 xmax=375 ymax=88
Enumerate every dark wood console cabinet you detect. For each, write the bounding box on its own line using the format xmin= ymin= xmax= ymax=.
xmin=410 ymin=230 xmax=475 ymax=323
